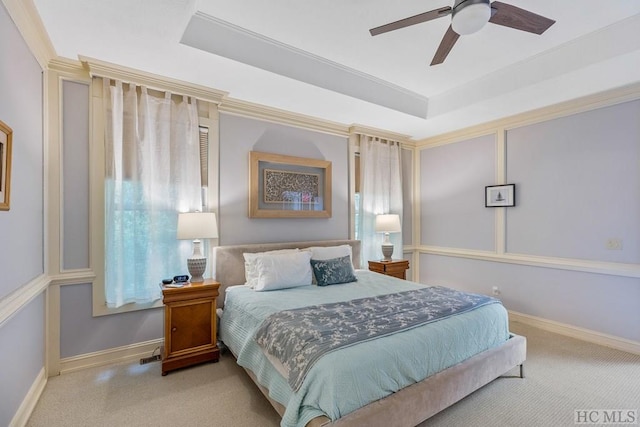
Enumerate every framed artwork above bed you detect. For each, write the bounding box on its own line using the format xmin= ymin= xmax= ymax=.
xmin=249 ymin=151 xmax=332 ymax=218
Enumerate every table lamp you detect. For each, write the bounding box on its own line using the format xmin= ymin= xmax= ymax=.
xmin=375 ymin=214 xmax=401 ymax=261
xmin=177 ymin=212 xmax=218 ymax=282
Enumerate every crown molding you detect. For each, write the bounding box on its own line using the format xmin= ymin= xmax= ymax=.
xmin=417 ymin=81 xmax=640 ymax=149
xmin=48 ymin=57 xmax=90 ymax=80
xmin=220 ymin=98 xmax=419 ymax=142
xmin=53 ymin=55 xmax=412 ymax=141
xmin=219 ymin=97 xmax=350 ymax=137
xmin=78 ymin=55 xmax=229 ymax=104
xmin=38 ymin=52 xmax=426 ymax=146
xmin=2 ymin=0 xmax=56 ymax=69
xmin=348 ymin=125 xmax=414 ymax=145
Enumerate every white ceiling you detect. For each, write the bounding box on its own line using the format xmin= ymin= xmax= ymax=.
xmin=32 ymin=0 xmax=640 ymax=139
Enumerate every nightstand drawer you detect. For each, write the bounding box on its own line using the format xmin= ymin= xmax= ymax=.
xmin=368 ymin=260 xmax=410 ymax=280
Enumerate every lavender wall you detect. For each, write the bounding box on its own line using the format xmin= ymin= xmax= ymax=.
xmin=421 ymin=253 xmax=640 ymax=342
xmin=401 ymin=148 xmax=413 ymax=246
xmin=505 ymin=101 xmax=640 ymax=263
xmin=0 ymin=4 xmax=44 ymax=297
xmin=0 ymin=294 xmax=45 ymax=427
xmin=418 ymin=100 xmax=640 ymax=342
xmin=62 ymin=80 xmax=90 ymax=270
xmin=420 ymin=134 xmax=495 ymax=250
xmin=0 ymin=3 xmax=45 ymax=424
xmin=219 ymin=113 xmax=349 ymax=245
xmin=59 ymin=284 xmax=163 ymax=358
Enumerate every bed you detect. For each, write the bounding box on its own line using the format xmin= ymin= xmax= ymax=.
xmin=213 ymin=239 xmax=526 ymax=427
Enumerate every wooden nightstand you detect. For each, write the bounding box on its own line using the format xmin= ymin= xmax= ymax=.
xmin=368 ymin=259 xmax=410 ymax=280
xmin=161 ymin=279 xmax=220 ymax=375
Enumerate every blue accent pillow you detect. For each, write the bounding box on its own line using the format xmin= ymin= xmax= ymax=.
xmin=310 ymin=255 xmax=357 ymax=286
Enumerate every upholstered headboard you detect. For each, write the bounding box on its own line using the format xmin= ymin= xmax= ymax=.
xmin=212 ymin=239 xmax=361 ymax=308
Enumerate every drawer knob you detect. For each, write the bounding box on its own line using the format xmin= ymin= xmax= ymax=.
xmin=172 ymin=327 xmax=177 ymax=332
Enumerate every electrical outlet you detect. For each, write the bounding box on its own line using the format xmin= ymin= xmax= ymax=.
xmin=139 ymin=354 xmax=162 ymax=365
xmin=606 ymin=238 xmax=622 ymax=250
xmin=492 ymin=286 xmax=501 ymax=296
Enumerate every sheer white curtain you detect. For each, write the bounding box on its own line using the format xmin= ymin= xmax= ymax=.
xmin=358 ymin=135 xmax=403 ymax=264
xmin=104 ymin=80 xmax=202 ymax=308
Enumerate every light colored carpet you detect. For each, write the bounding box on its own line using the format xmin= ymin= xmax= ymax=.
xmin=28 ymin=321 xmax=640 ymax=427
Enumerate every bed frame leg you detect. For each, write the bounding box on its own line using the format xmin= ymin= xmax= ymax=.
xmin=499 ymin=363 xmax=525 ymax=379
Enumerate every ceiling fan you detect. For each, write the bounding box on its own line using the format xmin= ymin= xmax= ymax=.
xmin=369 ymin=0 xmax=555 ymax=66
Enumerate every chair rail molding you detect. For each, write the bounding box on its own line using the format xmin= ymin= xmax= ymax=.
xmin=419 ymin=245 xmax=640 ymax=279
xmin=0 ymin=275 xmax=49 ymax=329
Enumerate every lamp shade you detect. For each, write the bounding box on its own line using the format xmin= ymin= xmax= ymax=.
xmin=452 ymin=0 xmax=491 ymax=35
xmin=375 ymin=214 xmax=401 ymax=233
xmin=177 ymin=212 xmax=218 ymax=240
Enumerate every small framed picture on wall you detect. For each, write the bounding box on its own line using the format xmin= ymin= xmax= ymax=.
xmin=485 ymin=184 xmax=515 ymax=207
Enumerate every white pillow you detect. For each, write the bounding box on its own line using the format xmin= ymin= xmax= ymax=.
xmin=305 ymin=244 xmax=353 ymax=262
xmin=253 ymin=251 xmax=313 ymax=291
xmin=243 ymin=249 xmax=299 ymax=288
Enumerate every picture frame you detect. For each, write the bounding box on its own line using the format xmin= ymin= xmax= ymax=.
xmin=0 ymin=120 xmax=12 ymax=211
xmin=249 ymin=151 xmax=332 ymax=218
xmin=485 ymin=184 xmax=515 ymax=207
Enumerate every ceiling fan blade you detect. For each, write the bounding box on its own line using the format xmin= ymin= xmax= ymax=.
xmin=489 ymin=1 xmax=555 ymax=35
xmin=430 ymin=25 xmax=460 ymax=66
xmin=370 ymin=6 xmax=452 ymax=36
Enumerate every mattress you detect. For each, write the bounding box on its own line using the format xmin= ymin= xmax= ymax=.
xmin=219 ymin=270 xmax=510 ymax=427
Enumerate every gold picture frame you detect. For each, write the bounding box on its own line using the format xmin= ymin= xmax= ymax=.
xmin=249 ymin=151 xmax=332 ymax=218
xmin=0 ymin=120 xmax=12 ymax=211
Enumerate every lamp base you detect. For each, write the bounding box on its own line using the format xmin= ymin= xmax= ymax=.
xmin=381 ymin=243 xmax=394 ymax=261
xmin=187 ymin=257 xmax=206 ymax=283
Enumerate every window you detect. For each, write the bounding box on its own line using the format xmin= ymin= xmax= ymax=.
xmin=354 ymin=135 xmax=403 ymax=263
xmin=97 ymin=78 xmax=210 ymax=311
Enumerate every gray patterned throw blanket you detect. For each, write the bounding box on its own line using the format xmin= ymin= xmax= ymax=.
xmin=254 ymin=286 xmax=499 ymax=391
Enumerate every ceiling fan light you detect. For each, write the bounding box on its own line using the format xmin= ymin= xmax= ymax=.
xmin=452 ymin=0 xmax=491 ymax=35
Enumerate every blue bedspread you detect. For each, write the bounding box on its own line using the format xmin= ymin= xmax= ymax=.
xmin=255 ymin=286 xmax=499 ymax=391
xmin=219 ymin=270 xmax=510 ymax=427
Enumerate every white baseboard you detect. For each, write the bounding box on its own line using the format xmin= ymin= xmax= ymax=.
xmin=509 ymin=310 xmax=640 ymax=356
xmin=10 ymin=367 xmax=46 ymax=427
xmin=59 ymin=338 xmax=164 ymax=375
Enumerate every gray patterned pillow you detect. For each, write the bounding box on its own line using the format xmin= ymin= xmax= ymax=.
xmin=310 ymin=255 xmax=357 ymax=286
